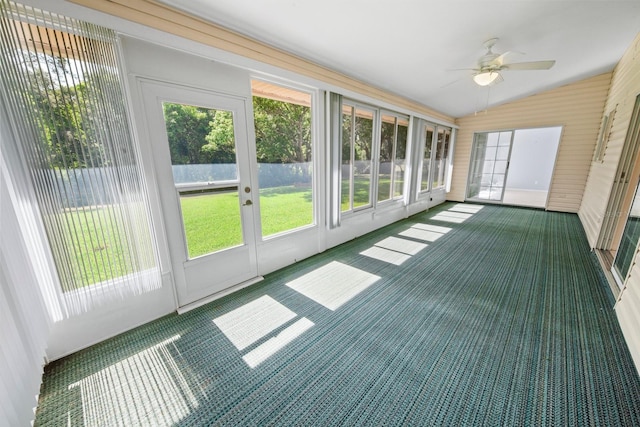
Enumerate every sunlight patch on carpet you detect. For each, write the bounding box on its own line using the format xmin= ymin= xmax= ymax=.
xmin=430 ymin=211 xmax=473 ymax=223
xmin=449 ymin=204 xmax=484 ymax=214
xmin=360 ymin=246 xmax=411 ymax=265
xmin=286 ymin=261 xmax=380 ymax=310
xmin=69 ymin=335 xmax=198 ymax=426
xmin=411 ymin=223 xmax=452 ymax=235
xmin=213 ymin=295 xmax=296 ymax=351
xmin=243 ymin=318 xmax=314 ymax=368
xmin=374 ymin=236 xmax=428 ymax=255
xmin=400 ymin=227 xmax=440 ymax=242
xmin=399 ymin=223 xmax=451 ymax=242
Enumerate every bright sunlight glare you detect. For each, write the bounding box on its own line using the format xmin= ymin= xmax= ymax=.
xmin=68 ymin=335 xmax=198 ymax=426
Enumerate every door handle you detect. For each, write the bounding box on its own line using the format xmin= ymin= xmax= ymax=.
xmin=243 ymin=200 xmax=253 ymax=206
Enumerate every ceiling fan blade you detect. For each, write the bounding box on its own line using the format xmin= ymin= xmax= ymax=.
xmin=503 ymin=60 xmax=556 ymax=70
xmin=493 ymin=50 xmax=524 ymax=66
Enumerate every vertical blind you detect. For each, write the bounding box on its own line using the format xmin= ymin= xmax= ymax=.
xmin=0 ymin=0 xmax=161 ymax=317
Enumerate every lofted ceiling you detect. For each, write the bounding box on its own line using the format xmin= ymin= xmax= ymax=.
xmin=159 ymin=0 xmax=640 ymax=118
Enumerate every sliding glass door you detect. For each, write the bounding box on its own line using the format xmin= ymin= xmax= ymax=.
xmin=467 ymin=131 xmax=512 ymax=201
xmin=503 ymin=127 xmax=562 ymax=207
xmin=466 ymin=127 xmax=561 ymax=207
xmin=613 ymin=181 xmax=640 ymax=288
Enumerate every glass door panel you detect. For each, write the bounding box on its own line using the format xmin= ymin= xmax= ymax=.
xmin=179 ymin=190 xmax=242 ymax=258
xmin=613 ymin=182 xmax=640 ymax=287
xmin=502 ymin=127 xmax=561 ymax=208
xmin=162 ymin=103 xmax=245 ymax=258
xmin=467 ymin=131 xmax=513 ymax=201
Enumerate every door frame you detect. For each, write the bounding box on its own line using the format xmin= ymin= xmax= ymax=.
xmin=465 ymin=130 xmax=514 ymax=203
xmin=138 ymin=78 xmax=260 ymax=307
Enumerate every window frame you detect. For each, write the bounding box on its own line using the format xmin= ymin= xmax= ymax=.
xmin=416 ymin=121 xmax=453 ymax=198
xmin=249 ymin=77 xmax=318 ymax=239
xmin=377 ymin=110 xmax=410 ymax=205
xmin=340 ymin=100 xmax=378 ymax=214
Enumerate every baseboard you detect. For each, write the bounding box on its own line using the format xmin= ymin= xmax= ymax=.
xmin=177 ymin=276 xmax=264 ymax=314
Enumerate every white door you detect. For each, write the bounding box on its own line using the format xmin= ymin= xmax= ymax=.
xmin=140 ymin=80 xmax=259 ymax=306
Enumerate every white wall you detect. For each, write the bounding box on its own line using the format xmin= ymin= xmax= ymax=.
xmin=0 ymin=104 xmax=51 ymax=426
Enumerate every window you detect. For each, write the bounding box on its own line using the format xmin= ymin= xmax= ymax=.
xmin=433 ymin=127 xmax=451 ymax=189
xmin=593 ymin=106 xmax=616 ymax=162
xmin=377 ymin=113 xmax=409 ymax=202
xmin=341 ymin=102 xmax=375 ymax=212
xmin=420 ymin=124 xmax=435 ymax=192
xmin=0 ymin=2 xmax=160 ymax=316
xmin=419 ymin=123 xmax=452 ymax=194
xmin=394 ymin=122 xmax=408 ymax=198
xmin=251 ymin=80 xmax=314 ymax=237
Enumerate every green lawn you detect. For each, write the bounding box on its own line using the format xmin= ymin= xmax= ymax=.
xmin=180 ymin=191 xmax=244 ymax=258
xmin=258 ymin=185 xmax=313 ymax=237
xmin=54 ymin=205 xmax=155 ymax=289
xmin=341 ymin=176 xmax=402 ymax=211
xmin=60 ymin=180 xmax=407 ymax=288
xmin=180 ymin=185 xmax=313 ymax=258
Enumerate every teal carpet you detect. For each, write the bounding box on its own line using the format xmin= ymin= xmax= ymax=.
xmin=35 ymin=203 xmax=640 ymax=426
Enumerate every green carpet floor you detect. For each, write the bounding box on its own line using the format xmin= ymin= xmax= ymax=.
xmin=35 ymin=203 xmax=640 ymax=426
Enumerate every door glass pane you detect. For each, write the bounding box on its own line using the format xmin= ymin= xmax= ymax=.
xmin=466 ymin=131 xmax=512 ymax=201
xmin=163 ymin=103 xmax=238 ymax=184
xmin=378 ymin=116 xmax=395 ymax=202
xmin=421 ymin=125 xmax=435 ymax=191
xmin=179 ymin=190 xmax=242 ymax=258
xmin=251 ymin=81 xmax=313 ymax=237
xmin=394 ymin=119 xmax=408 ymax=197
xmin=498 ymin=131 xmax=512 ymax=146
xmin=613 ymin=182 xmax=640 ymax=284
xmin=494 ymin=160 xmax=508 ymax=174
xmin=502 ymin=127 xmax=561 ymax=208
xmin=162 ymin=102 xmax=243 ymax=258
xmin=496 ymin=146 xmax=510 ymax=160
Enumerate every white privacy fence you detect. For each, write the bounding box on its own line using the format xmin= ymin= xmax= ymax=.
xmin=51 ymin=162 xmax=313 ymax=207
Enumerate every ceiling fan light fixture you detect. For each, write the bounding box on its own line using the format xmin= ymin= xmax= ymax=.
xmin=473 ymin=71 xmax=501 ymax=86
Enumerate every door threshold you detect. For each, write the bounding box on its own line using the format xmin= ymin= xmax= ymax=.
xmin=177 ymin=276 xmax=264 ymax=314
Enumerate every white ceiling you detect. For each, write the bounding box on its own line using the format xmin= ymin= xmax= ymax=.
xmin=161 ymin=0 xmax=640 ymax=118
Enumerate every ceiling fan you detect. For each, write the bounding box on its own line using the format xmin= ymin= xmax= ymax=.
xmin=469 ymin=38 xmax=556 ymax=86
